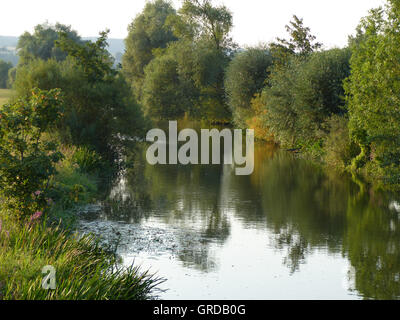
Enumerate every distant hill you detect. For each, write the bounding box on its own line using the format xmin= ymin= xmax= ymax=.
xmin=0 ymin=36 xmax=125 ymax=66
xmin=0 ymin=36 xmax=18 ymax=65
xmin=83 ymin=37 xmax=125 ymax=57
xmin=0 ymin=36 xmax=18 ymax=48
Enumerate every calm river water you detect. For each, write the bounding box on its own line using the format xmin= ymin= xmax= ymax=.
xmin=78 ymin=125 xmax=400 ymax=300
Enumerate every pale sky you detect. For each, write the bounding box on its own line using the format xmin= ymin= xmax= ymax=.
xmin=0 ymin=0 xmax=386 ymax=48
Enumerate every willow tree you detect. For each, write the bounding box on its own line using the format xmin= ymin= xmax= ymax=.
xmin=224 ymin=47 xmax=273 ymax=127
xmin=122 ymin=0 xmax=178 ymax=100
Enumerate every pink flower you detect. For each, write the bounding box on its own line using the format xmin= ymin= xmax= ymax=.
xmin=34 ymin=191 xmax=42 ymax=196
xmin=30 ymin=211 xmax=43 ymax=222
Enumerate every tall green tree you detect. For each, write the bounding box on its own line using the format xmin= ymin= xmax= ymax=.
xmin=122 ymin=0 xmax=178 ymax=99
xmin=263 ymin=48 xmax=351 ymax=148
xmin=271 ymin=15 xmax=322 ymax=60
xmin=139 ymin=0 xmax=235 ymax=121
xmin=345 ymin=0 xmax=400 ymax=185
xmin=176 ymin=0 xmax=235 ymax=121
xmin=141 ymin=38 xmax=193 ymax=119
xmin=14 ymin=32 xmax=146 ymax=160
xmin=17 ymin=22 xmax=82 ymax=65
xmin=178 ymin=0 xmax=234 ymax=51
xmin=224 ymin=47 xmax=273 ymax=127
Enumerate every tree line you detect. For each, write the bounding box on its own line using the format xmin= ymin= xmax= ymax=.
xmin=1 ymin=0 xmax=400 ymax=207
xmin=119 ymin=0 xmax=400 ymax=188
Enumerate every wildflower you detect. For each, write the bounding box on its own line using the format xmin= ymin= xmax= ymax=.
xmin=34 ymin=190 xmax=42 ymax=196
xmin=30 ymin=211 xmax=43 ymax=222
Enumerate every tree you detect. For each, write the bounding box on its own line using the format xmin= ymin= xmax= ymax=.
xmin=263 ymin=48 xmax=351 ymax=148
xmin=261 ymin=57 xmax=301 ymax=147
xmin=138 ymin=0 xmax=235 ymax=122
xmin=56 ymin=30 xmax=115 ymax=83
xmin=224 ymin=47 xmax=273 ymax=127
xmin=272 ymin=15 xmax=322 ymax=58
xmin=142 ymin=52 xmax=190 ymax=119
xmin=14 ymin=32 xmax=146 ymax=160
xmin=0 ymin=89 xmax=64 ymax=220
xmin=178 ymin=0 xmax=235 ymax=52
xmin=0 ymin=59 xmax=12 ymax=88
xmin=345 ymin=1 xmax=400 ymax=185
xmin=17 ymin=22 xmax=82 ymax=65
xmin=170 ymin=0 xmax=235 ymax=121
xmin=122 ymin=0 xmax=178 ymax=99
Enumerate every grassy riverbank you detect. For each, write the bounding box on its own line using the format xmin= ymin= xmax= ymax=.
xmin=0 ymin=145 xmax=163 ymax=300
xmin=0 ymin=216 xmax=163 ymax=299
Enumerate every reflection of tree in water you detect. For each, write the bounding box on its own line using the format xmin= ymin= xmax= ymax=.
xmin=274 ymin=228 xmax=310 ymax=274
xmin=99 ymin=139 xmax=400 ymax=297
xmin=249 ymin=145 xmax=350 ymax=272
xmin=251 ymin=144 xmax=400 ymax=298
xmin=99 ymin=146 xmax=231 ymax=272
xmin=342 ymin=187 xmax=400 ymax=299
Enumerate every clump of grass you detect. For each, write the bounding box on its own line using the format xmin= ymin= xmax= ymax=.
xmin=0 ymin=216 xmax=164 ymax=300
xmin=46 ymin=145 xmax=100 ymax=226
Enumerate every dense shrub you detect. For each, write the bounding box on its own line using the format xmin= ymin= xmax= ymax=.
xmin=323 ymin=115 xmax=360 ymax=170
xmin=225 ymin=47 xmax=273 ymax=127
xmin=263 ymin=48 xmax=351 ymax=148
xmin=0 ymin=88 xmax=64 ymax=220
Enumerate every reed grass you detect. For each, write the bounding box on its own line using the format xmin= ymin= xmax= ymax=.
xmin=0 ymin=216 xmax=164 ymax=300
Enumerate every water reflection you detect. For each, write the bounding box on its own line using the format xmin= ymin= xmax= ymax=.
xmin=78 ymin=130 xmax=400 ymax=299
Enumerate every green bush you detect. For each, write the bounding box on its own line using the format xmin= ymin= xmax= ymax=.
xmin=323 ymin=115 xmax=360 ymax=170
xmin=0 ymin=88 xmax=64 ymax=220
xmin=72 ymin=146 xmax=103 ymax=174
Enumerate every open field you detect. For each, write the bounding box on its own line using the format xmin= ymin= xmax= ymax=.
xmin=0 ymin=89 xmax=14 ymax=106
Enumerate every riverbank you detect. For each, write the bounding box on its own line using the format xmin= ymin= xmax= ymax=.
xmin=0 ymin=144 xmax=163 ymax=300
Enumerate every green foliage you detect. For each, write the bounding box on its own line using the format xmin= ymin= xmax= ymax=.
xmin=138 ymin=0 xmax=234 ymax=121
xmin=122 ymin=0 xmax=178 ymax=99
xmin=273 ymin=15 xmax=323 ymax=57
xmin=51 ymin=158 xmax=97 ymax=212
xmin=323 ymin=115 xmax=360 ymax=170
xmin=0 ymin=60 xmax=12 ymax=88
xmin=224 ymin=47 xmax=273 ymax=127
xmin=263 ymin=48 xmax=351 ymax=148
xmin=72 ymin=146 xmax=104 ymax=174
xmin=345 ymin=1 xmax=400 ymax=185
xmin=56 ymin=30 xmax=115 ymax=83
xmin=142 ymin=53 xmax=189 ymax=119
xmin=13 ymin=34 xmax=146 ymax=160
xmin=17 ymin=22 xmax=82 ymax=65
xmin=0 ymin=217 xmax=164 ymax=300
xmin=0 ymin=89 xmax=64 ymax=220
xmin=179 ymin=0 xmax=235 ymax=51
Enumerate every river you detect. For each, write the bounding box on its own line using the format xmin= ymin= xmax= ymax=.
xmin=77 ymin=124 xmax=400 ymax=300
